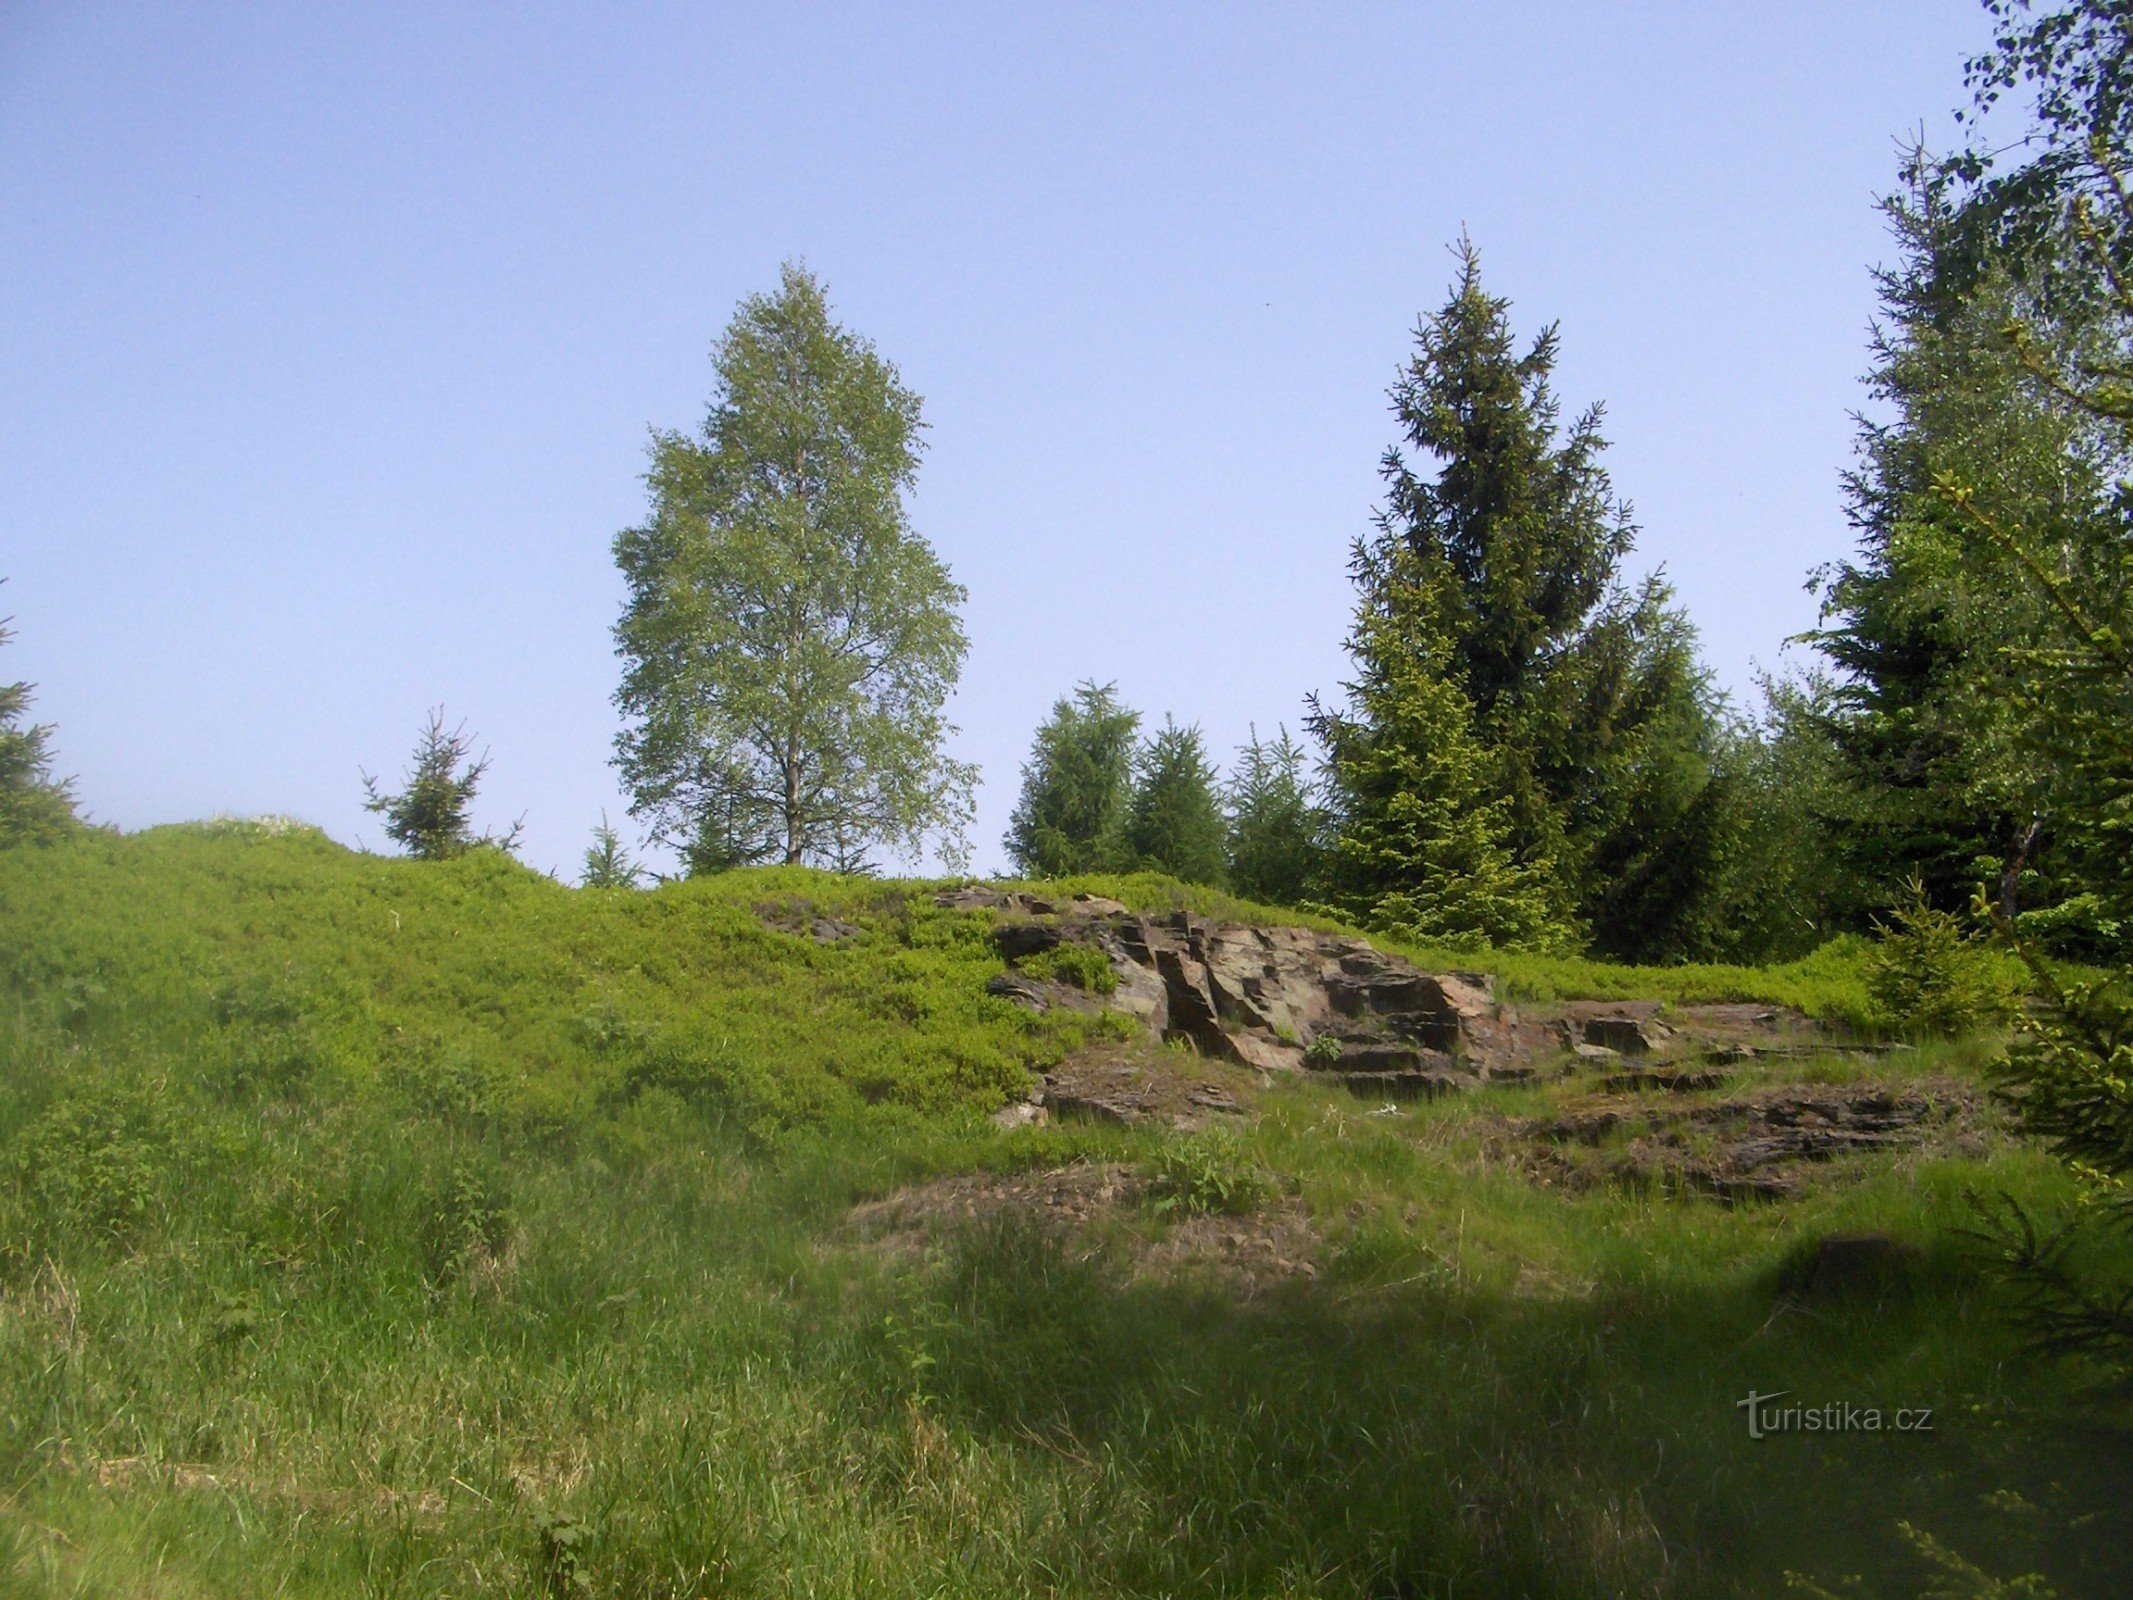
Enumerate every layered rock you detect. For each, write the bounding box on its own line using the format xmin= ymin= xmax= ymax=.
xmin=942 ymin=888 xmax=1539 ymax=1098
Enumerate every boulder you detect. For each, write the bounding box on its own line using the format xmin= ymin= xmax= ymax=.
xmin=1559 ymin=1003 xmax=1674 ymax=1056
xmin=985 ymin=971 xmax=1054 ymax=1012
xmin=1067 ymin=893 xmax=1131 ymax=918
xmin=984 ymin=971 xmax=1101 ymax=1015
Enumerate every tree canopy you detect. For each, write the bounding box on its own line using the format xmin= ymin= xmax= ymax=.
xmin=1313 ymin=244 xmax=1729 ymax=958
xmin=1122 ymin=717 xmax=1227 ymax=886
xmin=1223 ymin=725 xmax=1326 ymax=908
xmin=613 ymin=263 xmax=975 ymax=873
xmin=1310 ymin=550 xmax=1571 ymax=950
xmin=1004 ymin=681 xmax=1140 ymax=878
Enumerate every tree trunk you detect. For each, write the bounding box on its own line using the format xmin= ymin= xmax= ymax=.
xmin=784 ymin=754 xmax=803 ymax=865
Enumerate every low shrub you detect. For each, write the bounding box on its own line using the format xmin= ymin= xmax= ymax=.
xmin=15 ymin=1082 xmax=171 ymax=1241
xmin=1864 ymin=882 xmax=2025 ymax=1039
xmin=1017 ymin=942 xmax=1118 ymax=994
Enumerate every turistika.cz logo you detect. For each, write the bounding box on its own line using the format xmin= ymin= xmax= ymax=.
xmin=1736 ymin=1390 xmax=1934 ymax=1440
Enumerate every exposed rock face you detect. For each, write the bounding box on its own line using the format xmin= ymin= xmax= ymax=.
xmin=984 ymin=971 xmax=1103 ymax=1015
xmin=940 ymin=888 xmax=1534 ymax=1097
xmin=939 ymin=887 xmax=1856 ymax=1105
xmin=755 ymin=902 xmax=863 ymax=944
xmin=1033 ymin=1046 xmax=1250 ymax=1127
xmin=1502 ymin=1079 xmax=1986 ymax=1201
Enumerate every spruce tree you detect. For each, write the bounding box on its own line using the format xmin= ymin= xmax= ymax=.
xmin=1811 ymin=161 xmax=2091 ymax=936
xmin=1555 ymin=581 xmax=1738 ymax=960
xmin=1700 ymin=670 xmax=1856 ymax=963
xmin=1326 ymin=242 xmax=1726 ymax=956
xmin=1223 ymin=725 xmax=1326 ymax=907
xmin=1378 ymin=239 xmax=1633 ymax=754
xmin=0 ymin=593 xmax=77 ymax=845
xmin=1310 ymin=546 xmax=1572 ymax=951
xmin=1004 ymin=681 xmax=1140 ymax=877
xmin=1123 ymin=717 xmax=1227 ymax=886
xmin=362 ymin=709 xmax=522 ymax=861
xmin=1893 ymin=0 xmax=2133 ymax=1360
xmin=582 ymin=812 xmax=645 ymax=888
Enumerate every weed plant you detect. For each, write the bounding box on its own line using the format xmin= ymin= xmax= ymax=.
xmin=1145 ymin=1127 xmax=1270 ymax=1216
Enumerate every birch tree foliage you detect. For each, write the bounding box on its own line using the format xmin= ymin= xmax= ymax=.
xmin=612 ymin=264 xmax=975 ymax=872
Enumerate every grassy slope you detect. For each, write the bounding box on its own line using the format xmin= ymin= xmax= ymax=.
xmin=0 ymin=824 xmax=2124 ymax=1598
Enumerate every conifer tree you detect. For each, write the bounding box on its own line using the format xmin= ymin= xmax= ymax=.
xmin=1310 ymin=546 xmax=1572 ymax=951
xmin=582 ymin=812 xmax=644 ymax=888
xmin=1896 ymin=0 xmax=2133 ymax=1360
xmin=1699 ymin=670 xmax=1856 ymax=963
xmin=1224 ymin=724 xmax=1326 ymax=907
xmin=1811 ymin=160 xmax=2092 ymax=937
xmin=362 ymin=708 xmax=521 ymax=861
xmin=1324 ymin=242 xmax=1726 ymax=956
xmin=0 ymin=590 xmax=77 ymax=845
xmin=1004 ymin=681 xmax=1140 ymax=877
xmin=1378 ymin=240 xmax=1633 ymax=759
xmin=1123 ymin=717 xmax=1227 ymax=886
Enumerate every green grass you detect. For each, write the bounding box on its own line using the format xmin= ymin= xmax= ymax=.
xmin=0 ymin=824 xmax=2126 ymax=1597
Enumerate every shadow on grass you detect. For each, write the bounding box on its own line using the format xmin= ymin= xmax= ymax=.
xmin=847 ymin=1213 xmax=2133 ymax=1600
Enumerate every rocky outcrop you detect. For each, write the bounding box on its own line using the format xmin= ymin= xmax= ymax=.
xmin=942 ymin=887 xmax=1538 ymax=1098
xmin=754 ymin=901 xmax=862 ymax=944
xmin=941 ymin=888 xmax=1860 ymax=1103
xmin=1502 ymin=1079 xmax=1986 ymax=1201
xmin=1027 ymin=1045 xmax=1250 ymax=1127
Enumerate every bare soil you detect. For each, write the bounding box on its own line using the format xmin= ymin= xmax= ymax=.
xmin=845 ymin=1160 xmax=1321 ymax=1296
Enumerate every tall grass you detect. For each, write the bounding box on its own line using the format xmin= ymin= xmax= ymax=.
xmin=0 ymin=826 xmax=2123 ymax=1596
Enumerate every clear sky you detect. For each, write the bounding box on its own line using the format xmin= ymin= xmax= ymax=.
xmin=2 ymin=2 xmax=1995 ymax=878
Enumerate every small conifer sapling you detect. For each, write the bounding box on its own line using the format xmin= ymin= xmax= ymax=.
xmin=361 ymin=708 xmax=522 ymax=860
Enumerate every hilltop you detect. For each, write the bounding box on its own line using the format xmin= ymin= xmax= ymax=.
xmin=0 ymin=823 xmax=2125 ymax=1597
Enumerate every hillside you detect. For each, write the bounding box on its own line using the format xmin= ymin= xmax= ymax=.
xmin=0 ymin=823 xmax=2126 ymax=1597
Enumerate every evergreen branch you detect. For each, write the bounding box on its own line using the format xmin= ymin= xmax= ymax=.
xmin=1932 ymin=475 xmax=2133 ymax=673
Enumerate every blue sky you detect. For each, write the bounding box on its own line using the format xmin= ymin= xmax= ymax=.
xmin=2 ymin=2 xmax=1994 ymax=877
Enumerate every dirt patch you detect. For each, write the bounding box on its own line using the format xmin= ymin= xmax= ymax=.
xmin=1141 ymin=1199 xmax=1321 ymax=1294
xmin=1000 ymin=1042 xmax=1255 ymax=1130
xmin=845 ymin=1161 xmax=1320 ymax=1295
xmin=1494 ymin=1076 xmax=1995 ymax=1201
xmin=849 ymin=1162 xmax=1142 ymax=1262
